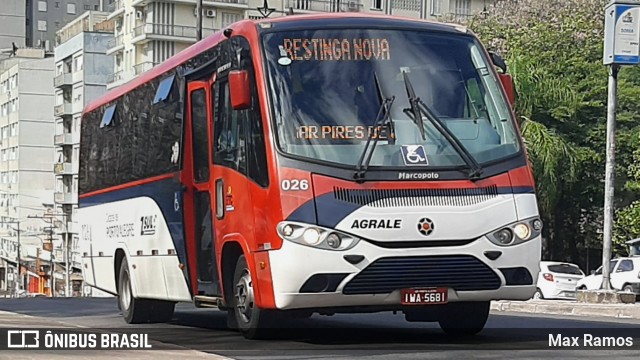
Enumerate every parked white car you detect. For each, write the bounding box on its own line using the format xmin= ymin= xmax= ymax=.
xmin=577 ymin=257 xmax=640 ymax=293
xmin=534 ymin=261 xmax=585 ymax=300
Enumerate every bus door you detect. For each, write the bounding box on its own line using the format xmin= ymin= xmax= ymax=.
xmin=184 ymin=79 xmax=221 ymax=297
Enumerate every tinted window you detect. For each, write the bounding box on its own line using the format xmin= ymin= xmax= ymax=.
xmin=191 ymin=88 xmax=209 ymax=182
xmin=616 ymin=260 xmax=634 ymax=272
xmin=548 ymin=264 xmax=583 ymax=276
xmin=154 ymin=74 xmax=175 ymax=104
xmin=213 ymin=81 xmax=246 ymax=173
xmin=263 ymin=29 xmax=519 ymax=168
xmin=79 ymin=71 xmax=182 ymax=194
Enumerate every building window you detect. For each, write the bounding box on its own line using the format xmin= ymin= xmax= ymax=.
xmin=371 ymin=0 xmax=382 ymax=10
xmin=55 ymin=1 xmax=59 ymax=7
xmin=38 ymin=20 xmax=47 ymax=31
xmin=73 ymin=56 xmax=83 ymax=72
xmin=454 ymin=0 xmax=471 ymax=16
xmin=67 ymin=3 xmax=76 ymax=14
xmin=431 ymin=0 xmax=441 ymax=15
xmin=38 ymin=1 xmax=47 ymax=11
xmin=221 ymin=13 xmax=242 ymax=28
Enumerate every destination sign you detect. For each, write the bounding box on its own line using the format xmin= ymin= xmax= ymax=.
xmin=282 ymin=38 xmax=391 ymax=61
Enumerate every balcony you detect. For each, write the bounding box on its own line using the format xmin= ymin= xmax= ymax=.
xmin=106 ymin=35 xmax=124 ymax=55
xmin=132 ymin=0 xmax=247 ymax=9
xmin=53 ymin=133 xmax=73 ymax=146
xmin=54 ymin=162 xmax=75 ymax=175
xmin=285 ymin=0 xmax=362 ymax=12
xmin=54 ymin=103 xmax=72 ymax=117
xmin=131 ymin=24 xmax=218 ymax=45
xmin=54 ymin=191 xmax=78 ymax=205
xmin=133 ymin=61 xmax=158 ymax=76
xmin=106 ymin=69 xmax=135 ymax=89
xmin=107 ymin=0 xmax=126 ymax=20
xmin=54 ymin=73 xmax=73 ymax=88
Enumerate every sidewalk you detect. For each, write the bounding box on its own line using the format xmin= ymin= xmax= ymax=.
xmin=0 ymin=311 xmax=231 ymax=360
xmin=491 ymin=299 xmax=640 ymax=320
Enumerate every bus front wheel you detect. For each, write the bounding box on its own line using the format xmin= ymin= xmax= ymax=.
xmin=438 ymin=301 xmax=490 ymax=336
xmin=230 ymin=255 xmax=280 ymax=339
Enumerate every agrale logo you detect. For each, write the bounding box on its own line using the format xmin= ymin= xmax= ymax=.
xmin=417 ymin=218 xmax=435 ymax=236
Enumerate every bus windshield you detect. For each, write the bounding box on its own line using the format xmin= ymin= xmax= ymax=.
xmin=263 ymin=28 xmax=521 ymax=169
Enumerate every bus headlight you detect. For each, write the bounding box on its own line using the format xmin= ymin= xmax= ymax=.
xmin=277 ymin=222 xmax=360 ymax=251
xmin=486 ymin=217 xmax=542 ymax=247
xmin=513 ymin=223 xmax=531 ymax=240
xmin=302 ymin=228 xmax=321 ymax=245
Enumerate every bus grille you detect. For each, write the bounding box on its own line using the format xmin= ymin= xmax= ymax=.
xmin=342 ymin=255 xmax=502 ymax=295
xmin=333 ymin=186 xmax=498 ymax=207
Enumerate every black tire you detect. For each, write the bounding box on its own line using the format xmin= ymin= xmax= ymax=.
xmin=438 ymin=301 xmax=490 ymax=336
xmin=118 ymin=257 xmax=150 ymax=324
xmin=533 ymin=289 xmax=544 ymax=300
xmin=623 ymin=284 xmax=635 ymax=293
xmin=149 ymin=300 xmax=176 ymax=323
xmin=230 ymin=255 xmax=281 ymax=339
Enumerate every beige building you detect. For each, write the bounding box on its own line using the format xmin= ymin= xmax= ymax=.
xmin=0 ymin=49 xmax=56 ymax=297
xmin=53 ymin=12 xmax=115 ymax=297
xmin=104 ymin=0 xmax=488 ymax=89
xmin=105 ymin=0 xmax=244 ymax=89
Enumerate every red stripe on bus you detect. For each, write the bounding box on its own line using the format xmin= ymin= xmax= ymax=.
xmin=79 ymin=173 xmax=176 ymax=199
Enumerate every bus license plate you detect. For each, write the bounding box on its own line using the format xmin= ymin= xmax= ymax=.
xmin=401 ymin=288 xmax=448 ymax=305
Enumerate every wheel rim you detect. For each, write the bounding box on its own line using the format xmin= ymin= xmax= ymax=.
xmin=121 ymin=273 xmax=131 ymax=311
xmin=533 ymin=291 xmax=541 ymax=299
xmin=235 ymin=269 xmax=254 ymax=324
xmin=625 ymin=287 xmax=632 ymax=293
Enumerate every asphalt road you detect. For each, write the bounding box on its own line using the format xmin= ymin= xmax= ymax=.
xmin=1 ymin=297 xmax=640 ymax=359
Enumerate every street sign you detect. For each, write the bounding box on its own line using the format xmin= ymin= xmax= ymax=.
xmin=604 ymin=0 xmax=640 ymax=65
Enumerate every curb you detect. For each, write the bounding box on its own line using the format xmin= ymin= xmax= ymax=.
xmin=491 ymin=300 xmax=640 ymax=320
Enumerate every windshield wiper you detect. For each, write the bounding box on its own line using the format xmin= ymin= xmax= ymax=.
xmin=354 ymin=72 xmax=396 ymax=182
xmin=400 ymin=70 xmax=483 ymax=180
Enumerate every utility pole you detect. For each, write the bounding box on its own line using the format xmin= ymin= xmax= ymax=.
xmin=601 ymin=63 xmax=618 ymax=291
xmin=1 ymin=220 xmax=21 ymax=296
xmin=29 ymin=212 xmax=68 ymax=297
xmin=196 ymin=0 xmax=203 ymax=41
xmin=602 ymin=0 xmax=640 ymax=291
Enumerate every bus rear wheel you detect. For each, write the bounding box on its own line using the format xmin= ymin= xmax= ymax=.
xmin=230 ymin=255 xmax=280 ymax=339
xmin=118 ymin=257 xmax=149 ymax=324
xmin=438 ymin=301 xmax=490 ymax=336
xmin=118 ymin=257 xmax=175 ymax=323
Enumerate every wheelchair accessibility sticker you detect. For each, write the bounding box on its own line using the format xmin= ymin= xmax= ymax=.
xmin=401 ymin=145 xmax=428 ymax=166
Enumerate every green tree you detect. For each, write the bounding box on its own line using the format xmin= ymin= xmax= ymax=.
xmin=469 ymin=0 xmax=640 ymax=268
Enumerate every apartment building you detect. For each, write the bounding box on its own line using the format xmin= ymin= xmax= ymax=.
xmin=246 ymin=0 xmax=488 ymax=27
xmin=105 ymin=0 xmax=244 ymax=89
xmin=0 ymin=0 xmax=26 ymax=50
xmin=103 ymin=0 xmax=489 ymax=89
xmin=26 ymin=0 xmax=104 ymax=50
xmin=0 ymin=49 xmax=56 ymax=297
xmin=53 ymin=11 xmax=114 ymax=297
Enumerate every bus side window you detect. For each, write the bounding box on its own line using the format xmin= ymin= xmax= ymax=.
xmin=214 ymin=81 xmax=246 ymax=173
xmin=245 ymin=69 xmax=268 ymax=187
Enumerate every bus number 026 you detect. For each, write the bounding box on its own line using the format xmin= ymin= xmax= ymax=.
xmin=281 ymin=179 xmax=309 ymax=191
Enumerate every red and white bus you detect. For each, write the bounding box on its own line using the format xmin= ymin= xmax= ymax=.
xmin=79 ymin=13 xmax=541 ymax=339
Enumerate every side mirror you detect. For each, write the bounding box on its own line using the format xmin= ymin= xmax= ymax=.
xmin=499 ymin=73 xmax=516 ymax=108
xmin=228 ymin=70 xmax=251 ymax=110
xmin=490 ymin=52 xmax=507 ymax=73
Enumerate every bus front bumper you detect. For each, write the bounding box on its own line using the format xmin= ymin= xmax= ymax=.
xmin=267 ymin=235 xmax=541 ymax=310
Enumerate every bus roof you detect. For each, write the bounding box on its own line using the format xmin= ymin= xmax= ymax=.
xmin=83 ymin=13 xmax=467 ymax=115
